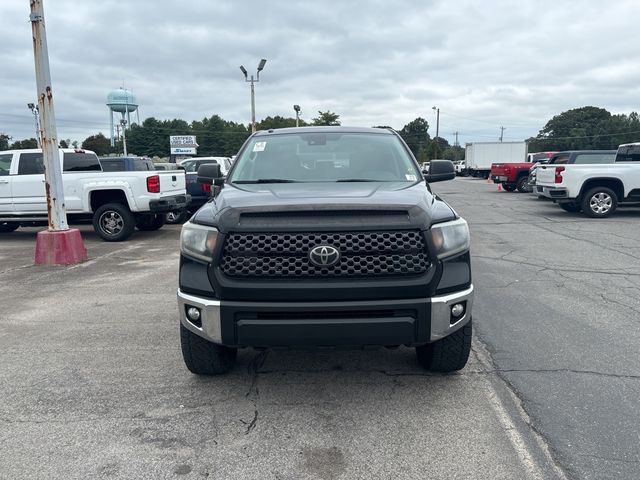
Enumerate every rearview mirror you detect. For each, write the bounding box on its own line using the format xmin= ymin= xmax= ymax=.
xmin=197 ymin=163 xmax=222 ymax=185
xmin=424 ymin=160 xmax=455 ymax=183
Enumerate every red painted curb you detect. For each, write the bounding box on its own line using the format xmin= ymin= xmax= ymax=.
xmin=34 ymin=229 xmax=88 ymax=265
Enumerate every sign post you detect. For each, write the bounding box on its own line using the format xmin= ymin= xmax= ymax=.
xmin=30 ymin=0 xmax=87 ymax=265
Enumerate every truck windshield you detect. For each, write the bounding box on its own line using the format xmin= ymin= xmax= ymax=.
xmin=229 ymin=132 xmax=421 ymax=183
xmin=616 ymin=145 xmax=640 ymax=162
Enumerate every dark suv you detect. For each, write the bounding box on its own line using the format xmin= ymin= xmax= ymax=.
xmin=177 ymin=127 xmax=473 ymax=374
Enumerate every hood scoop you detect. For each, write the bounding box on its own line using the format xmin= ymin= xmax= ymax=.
xmin=237 ymin=209 xmax=411 ymax=229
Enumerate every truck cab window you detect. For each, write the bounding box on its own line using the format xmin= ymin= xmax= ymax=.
xmin=17 ymin=153 xmax=45 ymax=175
xmin=0 ymin=154 xmax=12 ymax=175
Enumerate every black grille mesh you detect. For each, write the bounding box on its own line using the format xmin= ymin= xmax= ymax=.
xmin=220 ymin=231 xmax=429 ymax=278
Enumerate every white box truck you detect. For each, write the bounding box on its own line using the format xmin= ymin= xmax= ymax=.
xmin=464 ymin=142 xmax=527 ymax=178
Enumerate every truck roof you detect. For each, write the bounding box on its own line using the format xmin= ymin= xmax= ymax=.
xmin=253 ymin=126 xmax=395 ymax=136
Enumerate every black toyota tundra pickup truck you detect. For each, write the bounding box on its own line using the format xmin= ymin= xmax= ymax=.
xmin=177 ymin=126 xmax=473 ymax=374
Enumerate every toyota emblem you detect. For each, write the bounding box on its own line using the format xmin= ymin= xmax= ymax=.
xmin=309 ymin=245 xmax=340 ymax=267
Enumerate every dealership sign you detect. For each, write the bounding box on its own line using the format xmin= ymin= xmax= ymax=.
xmin=170 ymin=135 xmax=198 ymax=155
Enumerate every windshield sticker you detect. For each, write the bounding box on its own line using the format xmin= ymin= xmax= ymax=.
xmin=253 ymin=141 xmax=267 ymax=152
xmin=406 ymin=174 xmax=417 ymax=181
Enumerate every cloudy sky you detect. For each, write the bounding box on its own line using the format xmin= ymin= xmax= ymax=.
xmin=2 ymin=0 xmax=640 ymax=147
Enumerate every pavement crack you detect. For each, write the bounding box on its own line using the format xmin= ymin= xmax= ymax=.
xmin=486 ymin=368 xmax=640 ymax=381
xmin=240 ymin=410 xmax=258 ymax=435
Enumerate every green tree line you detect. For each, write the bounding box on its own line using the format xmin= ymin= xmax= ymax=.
xmin=4 ymin=106 xmax=637 ymax=159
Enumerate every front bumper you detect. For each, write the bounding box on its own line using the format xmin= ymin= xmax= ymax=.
xmin=177 ymin=285 xmax=474 ymax=347
xmin=149 ymin=194 xmax=191 ymax=213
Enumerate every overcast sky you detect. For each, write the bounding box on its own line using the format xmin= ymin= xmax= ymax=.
xmin=2 ymin=0 xmax=640 ymax=147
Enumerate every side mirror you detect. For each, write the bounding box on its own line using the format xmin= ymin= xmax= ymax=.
xmin=424 ymin=159 xmax=455 ymax=183
xmin=197 ymin=163 xmax=222 ymax=185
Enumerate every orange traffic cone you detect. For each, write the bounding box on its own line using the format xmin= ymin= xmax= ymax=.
xmin=496 ymin=183 xmax=503 ymax=192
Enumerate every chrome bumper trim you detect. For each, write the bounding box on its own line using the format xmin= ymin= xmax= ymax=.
xmin=430 ymin=285 xmax=474 ymax=341
xmin=178 ymin=290 xmax=222 ymax=343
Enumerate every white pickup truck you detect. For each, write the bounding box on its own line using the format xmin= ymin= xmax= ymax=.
xmin=535 ymin=143 xmax=640 ymax=217
xmin=0 ymin=148 xmax=189 ymax=240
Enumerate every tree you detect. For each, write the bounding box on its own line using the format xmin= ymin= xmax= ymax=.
xmin=528 ymin=106 xmax=615 ymax=151
xmin=256 ymin=115 xmax=306 ymax=130
xmin=0 ymin=134 xmax=10 ymax=151
xmin=312 ymin=110 xmax=341 ymax=126
xmin=9 ymin=138 xmax=38 ymax=149
xmin=81 ymin=133 xmax=111 ymax=156
xmin=399 ymin=118 xmax=430 ymax=160
xmin=428 ymin=137 xmax=450 ymax=160
xmin=59 ymin=139 xmax=69 ymax=148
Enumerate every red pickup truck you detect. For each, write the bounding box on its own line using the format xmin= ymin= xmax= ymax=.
xmin=490 ymin=152 xmax=557 ymax=192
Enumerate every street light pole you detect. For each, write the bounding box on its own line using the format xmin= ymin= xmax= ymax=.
xmin=120 ymin=118 xmax=128 ymax=156
xmin=432 ymin=106 xmax=440 ymax=159
xmin=293 ymin=104 xmax=301 ymax=127
xmin=27 ymin=103 xmax=41 ymax=147
xmin=240 ymin=59 xmax=267 ymax=133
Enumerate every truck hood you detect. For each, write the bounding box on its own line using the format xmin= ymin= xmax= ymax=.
xmin=193 ymin=181 xmax=457 ymax=232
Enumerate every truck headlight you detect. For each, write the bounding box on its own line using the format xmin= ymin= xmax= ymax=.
xmin=430 ymin=218 xmax=470 ymax=259
xmin=180 ymin=222 xmax=219 ymax=262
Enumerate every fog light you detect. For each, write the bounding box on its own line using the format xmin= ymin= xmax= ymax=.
xmin=187 ymin=307 xmax=201 ymax=322
xmin=451 ymin=303 xmax=465 ymax=318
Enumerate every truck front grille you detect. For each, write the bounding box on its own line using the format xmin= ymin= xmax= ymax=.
xmin=220 ymin=231 xmax=429 ymax=278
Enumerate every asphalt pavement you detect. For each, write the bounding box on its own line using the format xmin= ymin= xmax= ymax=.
xmin=434 ymin=177 xmax=640 ymax=480
xmin=1 ymin=179 xmax=637 ymax=479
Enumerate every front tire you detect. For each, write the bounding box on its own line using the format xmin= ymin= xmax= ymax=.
xmin=165 ymin=210 xmax=188 ymax=224
xmin=0 ymin=222 xmax=19 ymax=233
xmin=516 ymin=176 xmax=530 ymax=193
xmin=180 ymin=324 xmax=237 ymax=375
xmin=92 ymin=203 xmax=136 ymax=241
xmin=416 ymin=320 xmax=472 ymax=372
xmin=136 ymin=213 xmax=165 ymax=231
xmin=581 ymin=187 xmax=617 ymax=218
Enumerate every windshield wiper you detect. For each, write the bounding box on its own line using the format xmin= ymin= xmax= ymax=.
xmin=233 ymin=179 xmax=298 ymax=184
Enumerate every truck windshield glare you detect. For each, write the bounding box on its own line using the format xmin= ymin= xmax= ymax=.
xmin=229 ymin=132 xmax=422 ymax=183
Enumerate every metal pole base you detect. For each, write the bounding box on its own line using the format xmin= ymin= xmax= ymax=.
xmin=34 ymin=229 xmax=87 ymax=265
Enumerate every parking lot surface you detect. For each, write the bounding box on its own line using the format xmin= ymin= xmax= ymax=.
xmin=1 ymin=177 xmax=638 ymax=479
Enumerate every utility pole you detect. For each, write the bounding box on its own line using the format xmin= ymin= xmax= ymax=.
xmin=500 ymin=126 xmax=506 ymax=142
xmin=30 ymin=0 xmax=86 ymax=265
xmin=454 ymin=131 xmax=459 ymax=147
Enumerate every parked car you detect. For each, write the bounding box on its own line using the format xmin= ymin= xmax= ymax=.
xmin=178 ymin=156 xmax=232 ymax=176
xmin=528 ymin=151 xmax=613 ymax=195
xmin=99 ymin=156 xmax=156 ymax=172
xmin=490 ymin=151 xmax=556 ymax=192
xmin=154 ymin=162 xmax=183 ymax=171
xmin=453 ymin=160 xmax=466 ymax=175
xmin=420 ymin=161 xmax=430 ymax=173
xmin=177 ymin=126 xmax=473 ymax=375
xmin=535 ymin=147 xmax=631 ymax=217
xmin=0 ymin=149 xmax=188 ymax=240
xmin=165 ymin=157 xmax=233 ymax=224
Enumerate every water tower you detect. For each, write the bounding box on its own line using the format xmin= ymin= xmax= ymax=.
xmin=106 ymin=88 xmax=139 ymax=147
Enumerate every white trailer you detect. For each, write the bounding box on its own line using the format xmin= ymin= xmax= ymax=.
xmin=464 ymin=141 xmax=527 ymax=178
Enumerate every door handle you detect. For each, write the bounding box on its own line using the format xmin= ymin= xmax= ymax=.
xmin=0 ymin=179 xmax=9 ymax=184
